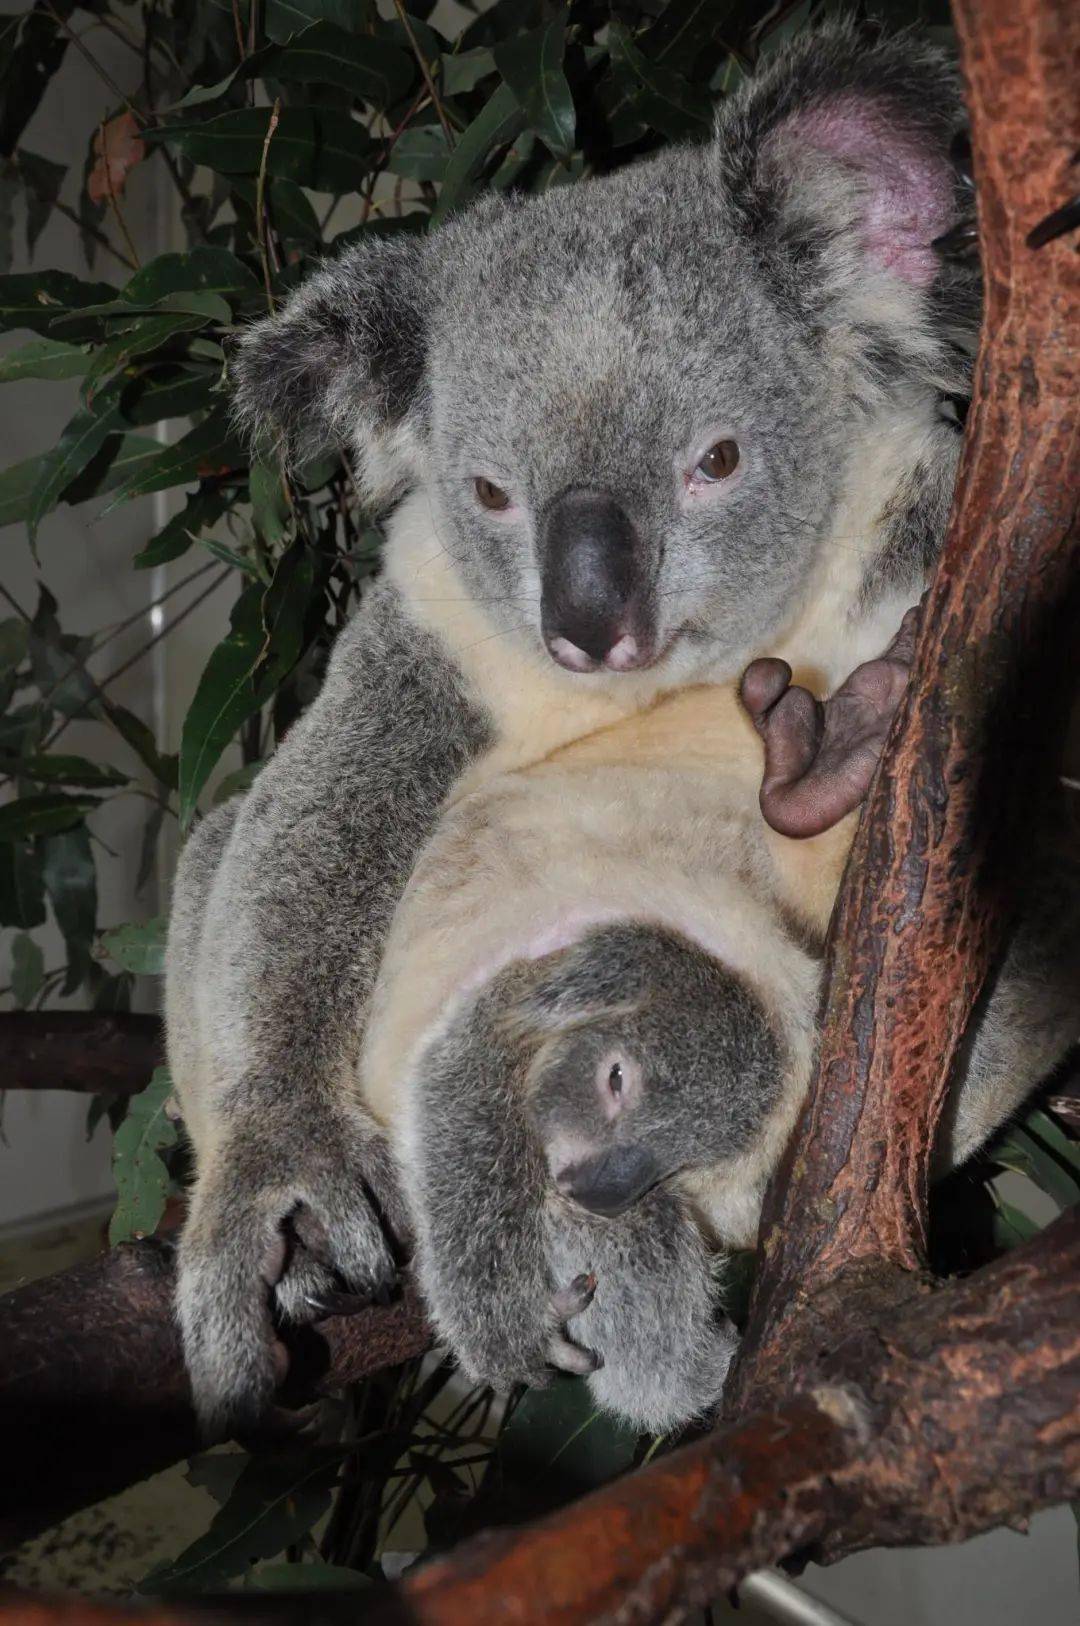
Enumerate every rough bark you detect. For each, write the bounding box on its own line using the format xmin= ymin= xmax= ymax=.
xmin=0 ymin=1243 xmax=430 ymax=1552
xmin=0 ymin=1013 xmax=162 ymax=1095
xmin=724 ymin=0 xmax=1080 ymax=1414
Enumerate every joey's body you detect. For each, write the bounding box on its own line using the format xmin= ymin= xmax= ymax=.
xmin=166 ymin=26 xmax=1079 ymax=1439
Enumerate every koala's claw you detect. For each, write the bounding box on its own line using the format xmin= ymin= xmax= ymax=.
xmin=550 ymin=1271 xmax=597 ymax=1320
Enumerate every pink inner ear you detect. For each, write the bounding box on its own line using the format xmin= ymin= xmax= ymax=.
xmin=778 ymin=97 xmax=955 ymax=287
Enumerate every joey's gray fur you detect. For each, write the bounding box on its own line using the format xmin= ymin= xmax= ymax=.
xmin=166 ymin=23 xmax=1076 ymax=1439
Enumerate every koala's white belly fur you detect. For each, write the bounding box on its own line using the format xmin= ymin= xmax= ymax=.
xmin=359 ymin=683 xmax=854 ymax=1247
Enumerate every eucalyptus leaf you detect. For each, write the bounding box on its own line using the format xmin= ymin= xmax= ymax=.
xmin=0 ymin=792 xmax=99 ymax=840
xmin=0 ymin=270 xmax=117 ymax=336
xmin=133 ymin=488 xmax=232 ymax=570
xmin=41 ymin=823 xmax=98 ymax=994
xmin=141 ymin=1446 xmax=348 ymax=1593
xmin=0 ymin=336 xmax=88 ymax=382
xmin=9 ymin=930 xmax=44 ymax=1007
xmin=150 ymin=109 xmax=375 ymax=193
xmin=431 ymin=83 xmax=525 ymax=225
xmin=26 ymin=402 xmax=122 ymax=552
xmin=17 ymin=148 xmax=66 ymax=259
xmin=7 ymin=752 xmax=128 ymax=788
xmin=495 ymin=15 xmax=576 ymax=159
xmin=0 ymin=837 xmax=46 ymax=929
xmin=607 ymin=22 xmax=714 ymax=141
xmin=264 ymin=0 xmax=375 ymax=45
xmin=101 ymin=411 xmax=245 ymax=511
xmin=109 ymin=1065 xmax=178 ymax=1244
xmin=100 ymin=915 xmax=168 ymax=975
xmin=245 ymin=22 xmax=414 ymax=109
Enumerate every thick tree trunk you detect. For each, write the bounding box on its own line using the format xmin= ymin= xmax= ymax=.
xmin=0 ymin=1012 xmax=161 ymax=1095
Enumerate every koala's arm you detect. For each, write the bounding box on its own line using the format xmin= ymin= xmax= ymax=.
xmin=167 ymin=581 xmax=489 ymax=1438
xmin=404 ymin=969 xmax=734 ymax=1433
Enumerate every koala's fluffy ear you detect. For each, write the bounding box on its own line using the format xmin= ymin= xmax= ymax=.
xmin=230 ymin=234 xmax=427 ymax=501
xmin=718 ymin=22 xmax=972 ymax=369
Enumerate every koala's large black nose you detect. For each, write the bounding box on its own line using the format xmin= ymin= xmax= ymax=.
xmin=557 ymin=1144 xmax=661 ymax=1217
xmin=540 ymin=489 xmax=653 ymax=672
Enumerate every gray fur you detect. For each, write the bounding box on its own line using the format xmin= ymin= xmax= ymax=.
xmin=167 ymin=584 xmax=490 ymax=1436
xmin=167 ymin=25 xmax=1075 ymax=1440
xmin=404 ymin=936 xmax=745 ymax=1433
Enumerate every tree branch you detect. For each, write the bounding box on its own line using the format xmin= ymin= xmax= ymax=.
xmin=724 ymin=0 xmax=1080 ymax=1413
xmin=0 ymin=1243 xmax=430 ymax=1551
xmin=0 ymin=1013 xmax=162 ymax=1094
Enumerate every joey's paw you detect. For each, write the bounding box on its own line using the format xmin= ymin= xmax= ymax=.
xmin=545 ymin=1272 xmax=603 ymax=1377
xmin=741 ymin=603 xmax=921 ymax=838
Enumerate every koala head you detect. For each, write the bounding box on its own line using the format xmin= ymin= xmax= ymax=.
xmin=511 ymin=924 xmax=782 ymax=1217
xmin=233 ymin=24 xmax=973 ymax=683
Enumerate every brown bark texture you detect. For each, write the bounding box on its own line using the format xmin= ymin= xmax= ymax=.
xmin=0 ymin=0 xmax=1077 ymax=1616
xmin=0 ymin=1012 xmax=162 ymax=1095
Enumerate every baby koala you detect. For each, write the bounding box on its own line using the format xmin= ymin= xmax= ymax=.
xmin=399 ymin=911 xmax=795 ymax=1434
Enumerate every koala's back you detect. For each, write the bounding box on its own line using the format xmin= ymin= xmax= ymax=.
xmin=360 ymin=684 xmax=849 ymax=1129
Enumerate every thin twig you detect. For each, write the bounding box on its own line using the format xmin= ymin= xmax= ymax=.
xmin=255 ymin=98 xmax=282 ymax=311
xmin=34 ymin=191 xmax=136 ymax=272
xmin=392 ymin=0 xmax=454 ymax=151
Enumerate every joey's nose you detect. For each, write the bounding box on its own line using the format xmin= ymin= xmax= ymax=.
xmin=556 ymin=1144 xmax=661 ymax=1217
xmin=540 ymin=489 xmax=653 ymax=672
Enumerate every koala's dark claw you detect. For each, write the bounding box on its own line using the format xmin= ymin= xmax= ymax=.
xmin=305 ymin=1289 xmax=373 ymax=1318
xmin=931 ymin=216 xmax=979 ymax=258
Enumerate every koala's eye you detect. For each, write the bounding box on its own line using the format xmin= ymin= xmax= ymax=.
xmin=696 ymin=440 xmax=740 ymax=482
xmin=607 ymin=1062 xmax=624 ymax=1098
xmin=475 ymin=476 xmax=511 ymax=511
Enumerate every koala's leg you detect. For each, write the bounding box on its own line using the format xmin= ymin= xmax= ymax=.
xmin=168 ymin=585 xmax=489 ymax=1439
xmin=404 ymin=969 xmax=606 ymax=1394
xmin=544 ymin=1192 xmax=737 ymax=1437
xmin=942 ymin=813 xmax=1080 ymax=1166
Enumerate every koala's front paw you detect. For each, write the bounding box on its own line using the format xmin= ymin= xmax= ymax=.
xmin=177 ymin=1120 xmax=403 ymax=1440
xmin=433 ymin=1270 xmax=602 ymax=1396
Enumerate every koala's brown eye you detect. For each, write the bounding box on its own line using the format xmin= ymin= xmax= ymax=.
xmin=475 ymin=476 xmax=510 ymax=511
xmin=608 ymin=1062 xmax=624 ymax=1098
xmin=696 ymin=439 xmax=740 ymax=482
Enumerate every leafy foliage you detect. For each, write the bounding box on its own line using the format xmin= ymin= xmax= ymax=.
xmin=0 ymin=0 xmax=1071 ymax=1592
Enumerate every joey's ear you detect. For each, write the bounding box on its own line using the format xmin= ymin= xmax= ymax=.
xmin=230 ymin=234 xmax=427 ymax=502
xmin=718 ymin=23 xmax=965 ymax=296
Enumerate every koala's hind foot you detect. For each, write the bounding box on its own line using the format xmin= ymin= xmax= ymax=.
xmin=177 ymin=1110 xmax=407 ymax=1440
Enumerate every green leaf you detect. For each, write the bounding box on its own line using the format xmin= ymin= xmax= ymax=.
xmin=231 ymin=177 xmax=322 ymax=242
xmin=5 ymin=752 xmax=129 ymax=788
xmin=248 ymin=22 xmax=414 ymax=109
xmin=994 ymin=1125 xmax=1080 ymax=1212
xmin=80 ymin=315 xmax=213 ymax=407
xmin=101 ymin=915 xmax=168 ymax=975
xmin=98 ymin=698 xmax=178 ymax=790
xmin=133 ymin=488 xmax=232 ymax=569
xmin=431 ymin=83 xmax=525 ymax=225
xmin=607 ymin=22 xmax=714 ymax=141
xmin=179 ymin=548 xmax=313 ymax=828
xmin=120 ymin=366 xmax=222 ymax=429
xmin=17 ymin=148 xmax=66 ymax=260
xmin=109 ymin=1065 xmax=178 ymax=1245
xmin=384 ymin=125 xmax=450 ymax=183
xmin=140 ymin=1447 xmax=347 ymax=1593
xmin=0 ymin=615 xmax=28 ymax=674
xmin=29 ymin=583 xmax=97 ymax=719
xmin=250 ymin=460 xmax=290 ymax=545
xmin=185 ymin=1450 xmax=249 ymax=1506
xmin=495 ymin=15 xmax=576 ymax=160
xmin=41 ymin=823 xmax=97 ymax=994
xmin=264 ymin=0 xmax=375 ymax=44
xmin=101 ymin=410 xmax=245 ymax=511
xmin=0 ymin=7 xmax=68 ymax=159
xmin=64 ymin=431 xmax=165 ymax=506
xmin=496 ymin=1375 xmax=640 ymax=1521
xmin=150 ymin=109 xmax=375 ymax=193
xmin=0 ymin=270 xmax=117 ymax=336
xmin=0 ymin=793 xmax=99 ymax=840
xmin=0 ymin=838 xmax=45 ymax=929
xmin=26 ymin=402 xmax=121 ymax=552
xmin=0 ymin=336 xmax=89 ymax=382
xmin=121 ymin=247 xmax=261 ymax=306
xmin=441 ymin=46 xmax=497 ymax=96
xmin=9 ymin=930 xmax=44 ymax=1007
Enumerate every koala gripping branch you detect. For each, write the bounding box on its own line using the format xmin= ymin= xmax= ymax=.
xmin=0 ymin=0 xmax=1078 ymax=1619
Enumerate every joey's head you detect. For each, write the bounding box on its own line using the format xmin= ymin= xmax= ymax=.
xmin=517 ymin=925 xmax=784 ymax=1218
xmin=233 ymin=25 xmax=974 ymax=682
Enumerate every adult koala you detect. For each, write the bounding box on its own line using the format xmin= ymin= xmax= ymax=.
xmin=168 ymin=23 xmax=980 ymax=1438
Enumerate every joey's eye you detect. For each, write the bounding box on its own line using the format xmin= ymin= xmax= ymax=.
xmin=475 ymin=476 xmax=510 ymax=511
xmin=608 ymin=1062 xmax=624 ymax=1098
xmin=695 ymin=440 xmax=740 ymax=482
